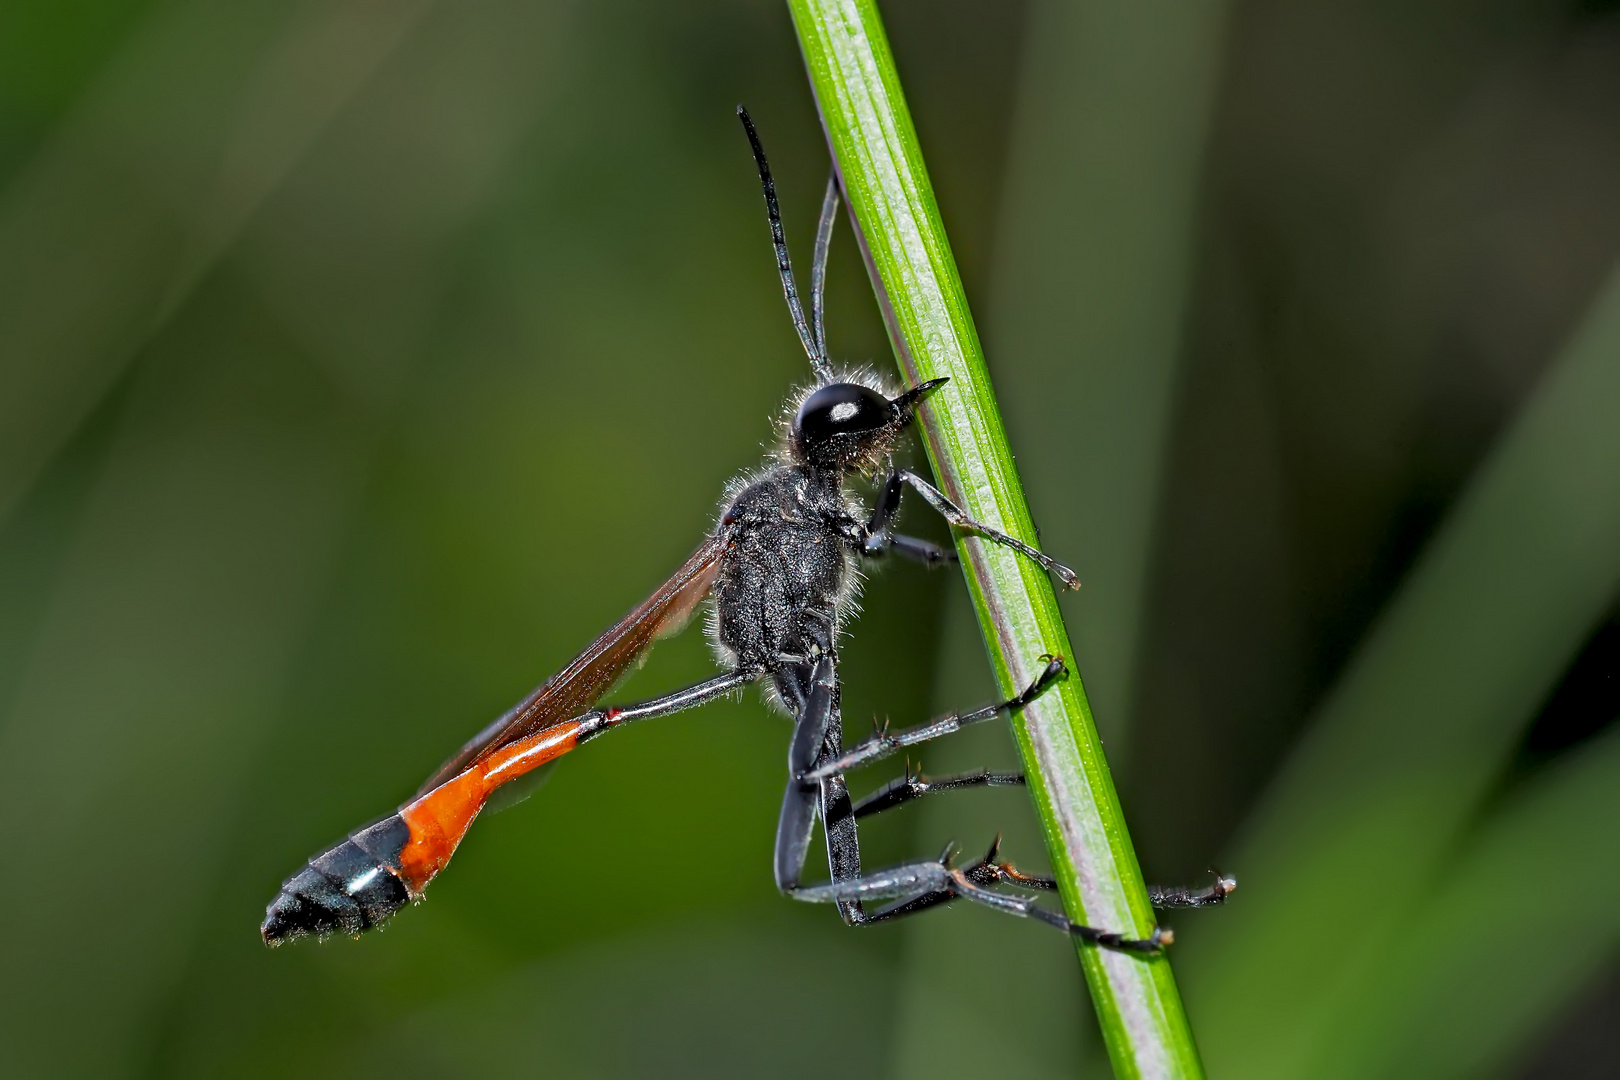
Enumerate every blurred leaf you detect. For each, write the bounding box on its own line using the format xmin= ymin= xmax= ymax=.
xmin=0 ymin=1 xmax=572 ymax=1075
xmin=1181 ymin=259 xmax=1620 ymax=1076
xmin=989 ymin=0 xmax=1227 ymax=743
xmin=341 ymin=923 xmax=896 ymax=1080
xmin=0 ymin=1 xmax=158 ymax=132
xmin=0 ymin=280 xmax=378 ymax=1078
xmin=1341 ymin=726 xmax=1620 ymax=1078
xmin=0 ymin=0 xmax=429 ymax=525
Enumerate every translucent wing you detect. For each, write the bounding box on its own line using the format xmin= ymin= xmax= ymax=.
xmin=416 ymin=532 xmax=728 ymax=793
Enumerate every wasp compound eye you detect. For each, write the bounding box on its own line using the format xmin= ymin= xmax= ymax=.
xmin=793 ymin=382 xmax=893 ymax=458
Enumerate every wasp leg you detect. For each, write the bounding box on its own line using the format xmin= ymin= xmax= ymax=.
xmin=977 ymin=856 xmax=1238 ymax=910
xmin=574 ymin=666 xmax=764 ymax=744
xmin=857 ymin=473 xmax=956 ymax=567
xmin=882 ymin=533 xmax=957 ymax=566
xmin=801 ymin=655 xmax=1067 ymax=783
xmin=773 ymin=775 xmax=820 ymax=899
xmin=1148 ymin=876 xmax=1238 ymax=909
xmin=847 ymin=766 xmax=1238 ymax=910
xmin=774 ymin=653 xmax=867 ymax=926
xmin=869 ymin=470 xmax=1080 ymax=589
xmin=777 ymin=671 xmax=1166 ymax=950
xmin=819 ymin=768 xmax=864 ymax=926
xmin=775 ymin=747 xmax=870 ymax=927
xmin=788 ymin=838 xmax=1170 ymax=954
xmin=852 ymin=766 xmax=1025 ymax=819
xmin=774 ymin=655 xmax=837 ymax=891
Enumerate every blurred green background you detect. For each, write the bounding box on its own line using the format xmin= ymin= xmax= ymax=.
xmin=1 ymin=0 xmax=1617 ymax=1077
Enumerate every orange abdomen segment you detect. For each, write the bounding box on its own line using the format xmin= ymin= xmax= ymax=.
xmin=396 ymin=719 xmax=583 ymax=893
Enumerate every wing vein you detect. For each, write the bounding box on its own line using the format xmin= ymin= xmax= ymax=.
xmin=414 ymin=532 xmax=729 ymax=794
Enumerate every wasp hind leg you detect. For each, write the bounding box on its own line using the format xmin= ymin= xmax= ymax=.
xmin=846 ymin=767 xmax=1237 ymax=912
xmin=787 ymin=837 xmax=1170 ymax=954
xmin=773 ymin=653 xmax=865 ymax=926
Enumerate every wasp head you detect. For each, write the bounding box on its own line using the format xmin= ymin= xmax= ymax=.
xmin=788 ymin=377 xmax=947 ymax=473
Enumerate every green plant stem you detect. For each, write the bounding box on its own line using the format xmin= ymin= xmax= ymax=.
xmin=785 ymin=2 xmax=1204 ymax=1076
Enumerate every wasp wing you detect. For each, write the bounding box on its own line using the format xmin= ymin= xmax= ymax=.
xmin=416 ymin=532 xmax=729 ymax=794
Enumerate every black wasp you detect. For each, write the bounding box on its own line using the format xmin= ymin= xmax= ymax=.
xmin=261 ymin=108 xmax=1232 ymax=949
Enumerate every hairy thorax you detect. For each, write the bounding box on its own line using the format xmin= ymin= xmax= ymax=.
xmin=711 ymin=465 xmax=858 ymax=675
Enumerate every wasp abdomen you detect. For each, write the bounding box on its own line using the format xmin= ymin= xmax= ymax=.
xmin=261 ymin=816 xmax=411 ymax=945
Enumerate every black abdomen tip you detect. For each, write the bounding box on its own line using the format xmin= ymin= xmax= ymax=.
xmin=262 ymin=819 xmax=411 ymax=946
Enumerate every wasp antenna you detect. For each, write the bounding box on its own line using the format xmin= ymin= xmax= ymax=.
xmin=809 ymin=168 xmax=839 ymax=361
xmin=736 ymin=105 xmax=834 ymax=384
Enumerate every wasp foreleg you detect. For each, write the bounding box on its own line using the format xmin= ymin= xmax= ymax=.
xmin=874 ymin=470 xmax=1080 ymax=589
xmin=855 ymin=471 xmax=956 ymax=566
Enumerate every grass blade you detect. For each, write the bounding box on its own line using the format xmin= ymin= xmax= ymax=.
xmin=786 ymin=2 xmax=1204 ymax=1075
xmin=0 ymin=0 xmax=429 ymax=526
xmin=988 ymin=0 xmax=1226 ymax=741
xmin=893 ymin=1 xmax=1228 ymax=1073
xmin=1346 ymin=727 xmax=1620 ymax=1077
xmin=1180 ymin=260 xmax=1620 ymax=1076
